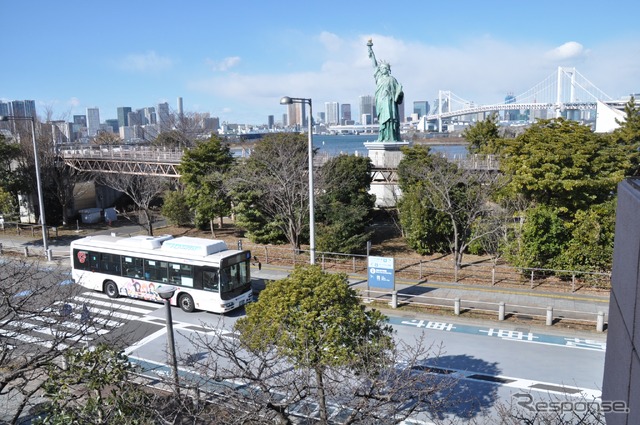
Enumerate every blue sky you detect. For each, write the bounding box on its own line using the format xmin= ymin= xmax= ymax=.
xmin=2 ymin=0 xmax=639 ymax=125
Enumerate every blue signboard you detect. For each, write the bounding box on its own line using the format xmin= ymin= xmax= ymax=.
xmin=368 ymin=256 xmax=395 ymax=290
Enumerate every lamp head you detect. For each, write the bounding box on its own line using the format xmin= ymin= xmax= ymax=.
xmin=0 ymin=116 xmax=8 ymax=122
xmin=157 ymin=285 xmax=177 ymax=300
xmin=280 ymin=96 xmax=293 ymax=105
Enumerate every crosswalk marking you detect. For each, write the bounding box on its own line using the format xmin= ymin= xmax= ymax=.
xmin=71 ymin=295 xmax=158 ymax=315
xmin=1 ymin=290 xmax=162 ymax=350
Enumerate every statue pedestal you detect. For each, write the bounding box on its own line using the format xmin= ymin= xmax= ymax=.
xmin=364 ymin=141 xmax=411 ymax=207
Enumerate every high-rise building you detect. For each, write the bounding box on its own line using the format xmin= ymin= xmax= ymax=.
xmin=359 ymin=95 xmax=374 ymax=124
xmin=50 ymin=120 xmax=71 ymax=144
xmin=325 ymin=102 xmax=340 ymax=125
xmin=141 ymin=107 xmax=156 ymax=125
xmin=127 ymin=111 xmax=142 ymax=127
xmin=287 ymin=103 xmax=306 ymax=128
xmin=9 ymin=100 xmax=36 ymax=118
xmin=341 ymin=104 xmax=352 ymax=124
xmin=268 ymin=115 xmax=274 ymax=129
xmin=86 ymin=107 xmax=100 ymax=137
xmin=203 ymin=117 xmax=220 ymax=132
xmin=105 ymin=119 xmax=119 ymax=133
xmin=413 ymin=101 xmax=429 ymax=118
xmin=504 ymin=92 xmax=518 ymax=121
xmin=73 ymin=115 xmax=87 ymax=127
xmin=117 ymin=107 xmax=132 ymax=128
xmin=157 ymin=102 xmax=171 ymax=132
xmin=0 ymin=101 xmax=10 ymax=116
xmin=177 ymin=97 xmax=183 ymax=118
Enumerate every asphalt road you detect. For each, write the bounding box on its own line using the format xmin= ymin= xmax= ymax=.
xmin=115 ymin=292 xmax=605 ymax=423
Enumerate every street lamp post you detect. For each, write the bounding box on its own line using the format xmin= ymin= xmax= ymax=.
xmin=156 ymin=285 xmax=180 ymax=395
xmin=0 ymin=115 xmax=50 ymax=260
xmin=279 ymin=96 xmax=315 ymax=265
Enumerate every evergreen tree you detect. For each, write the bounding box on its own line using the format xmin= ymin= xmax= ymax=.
xmin=612 ymin=96 xmax=640 ymax=175
xmin=463 ymin=112 xmax=501 ymax=154
xmin=235 ymin=265 xmax=393 ymax=424
xmin=315 ymin=155 xmax=376 ymax=254
xmin=500 ymin=118 xmax=628 ymax=215
xmin=229 ymin=133 xmax=312 ymax=250
xmin=178 ymin=134 xmax=235 ymax=236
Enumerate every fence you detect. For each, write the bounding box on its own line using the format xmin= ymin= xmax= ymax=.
xmin=0 ymin=226 xmax=611 ymax=293
xmin=242 ymin=242 xmax=611 ymax=294
xmin=359 ymin=289 xmax=607 ymax=332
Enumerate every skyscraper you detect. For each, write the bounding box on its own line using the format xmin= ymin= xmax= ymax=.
xmin=105 ymin=119 xmax=119 ymax=133
xmin=141 ymin=107 xmax=156 ymax=125
xmin=359 ymin=95 xmax=374 ymax=124
xmin=10 ymin=100 xmax=36 ymax=118
xmin=0 ymin=101 xmax=10 ymax=116
xmin=117 ymin=107 xmax=132 ymax=128
xmin=504 ymin=92 xmax=518 ymax=121
xmin=341 ymin=104 xmax=352 ymax=124
xmin=73 ymin=115 xmax=87 ymax=127
xmin=127 ymin=111 xmax=142 ymax=126
xmin=413 ymin=101 xmax=429 ymax=118
xmin=86 ymin=107 xmax=100 ymax=137
xmin=268 ymin=115 xmax=274 ymax=129
xmin=287 ymin=103 xmax=306 ymax=128
xmin=177 ymin=97 xmax=183 ymax=118
xmin=157 ymin=102 xmax=170 ymax=132
xmin=325 ymin=102 xmax=339 ymax=125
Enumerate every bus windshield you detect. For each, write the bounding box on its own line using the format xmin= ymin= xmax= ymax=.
xmin=219 ymin=261 xmax=251 ymax=300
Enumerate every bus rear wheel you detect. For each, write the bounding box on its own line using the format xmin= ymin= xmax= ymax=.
xmin=104 ymin=281 xmax=119 ymax=299
xmin=178 ymin=294 xmax=195 ymax=312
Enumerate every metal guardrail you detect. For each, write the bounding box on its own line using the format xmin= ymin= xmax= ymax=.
xmin=359 ymin=288 xmax=607 ymax=331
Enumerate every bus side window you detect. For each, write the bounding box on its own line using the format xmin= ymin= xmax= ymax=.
xmin=89 ymin=253 xmax=100 ymax=272
xmin=202 ymin=270 xmax=219 ymax=292
xmin=169 ymin=263 xmax=193 ymax=287
xmin=73 ymin=249 xmax=91 ymax=271
xmin=144 ymin=259 xmax=168 ymax=282
xmin=123 ymin=256 xmax=143 ymax=278
xmin=101 ymin=253 xmax=121 ymax=275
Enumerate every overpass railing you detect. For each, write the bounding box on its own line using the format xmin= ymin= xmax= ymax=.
xmin=61 ymin=145 xmax=184 ymax=163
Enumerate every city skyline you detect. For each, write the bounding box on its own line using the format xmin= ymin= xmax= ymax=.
xmin=2 ymin=1 xmax=639 ymax=126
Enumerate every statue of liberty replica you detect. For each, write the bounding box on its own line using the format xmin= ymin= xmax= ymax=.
xmin=364 ymin=39 xmax=410 ymax=208
xmin=367 ymin=39 xmax=404 ymax=142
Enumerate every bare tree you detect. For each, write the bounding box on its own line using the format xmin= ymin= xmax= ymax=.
xmin=182 ymin=325 xmax=458 ymax=425
xmin=230 ymin=133 xmax=313 ymax=250
xmin=399 ymin=152 xmax=507 ymax=278
xmin=0 ymin=258 xmax=123 ymax=423
xmin=92 ymin=131 xmax=123 ymax=146
xmin=150 ymin=111 xmax=211 ymax=148
xmin=98 ymin=173 xmax=168 ymax=235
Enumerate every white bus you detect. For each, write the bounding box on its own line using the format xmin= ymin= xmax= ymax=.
xmin=70 ymin=234 xmax=253 ymax=313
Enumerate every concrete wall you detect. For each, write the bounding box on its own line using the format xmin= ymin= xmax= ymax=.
xmin=602 ymin=178 xmax=640 ymax=424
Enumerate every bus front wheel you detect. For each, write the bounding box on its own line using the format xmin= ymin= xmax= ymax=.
xmin=104 ymin=281 xmax=119 ymax=299
xmin=179 ymin=294 xmax=195 ymax=312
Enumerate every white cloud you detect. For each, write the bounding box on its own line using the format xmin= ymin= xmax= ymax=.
xmin=318 ymin=31 xmax=342 ymax=52
xmin=185 ymin=32 xmax=640 ymax=123
xmin=545 ymin=41 xmax=587 ymax=61
xmin=117 ymin=51 xmax=173 ymax=72
xmin=206 ymin=56 xmax=241 ymax=72
xmin=67 ymin=97 xmax=81 ymax=108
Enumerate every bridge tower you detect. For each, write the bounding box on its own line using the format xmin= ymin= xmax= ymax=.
xmin=556 ymin=66 xmax=576 ymax=117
